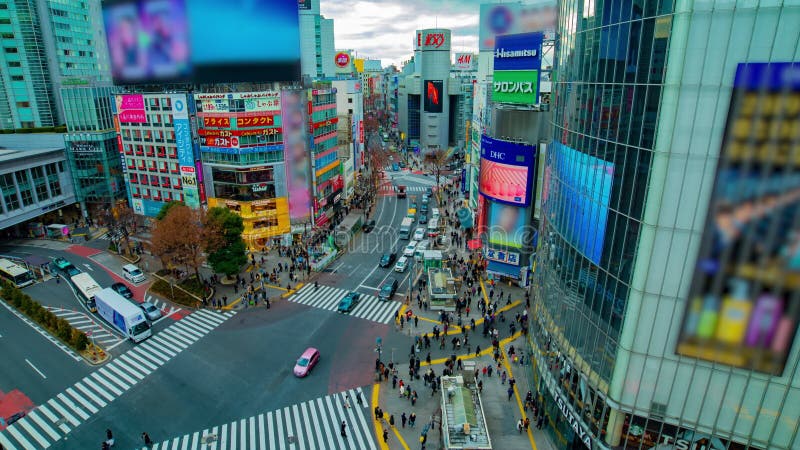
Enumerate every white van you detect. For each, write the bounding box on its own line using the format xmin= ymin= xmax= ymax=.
xmin=431 ymin=208 xmax=440 ymax=219
xmin=122 ymin=264 xmax=146 ymax=283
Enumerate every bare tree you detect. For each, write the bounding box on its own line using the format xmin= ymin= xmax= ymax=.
xmin=424 ymin=148 xmax=449 ymax=190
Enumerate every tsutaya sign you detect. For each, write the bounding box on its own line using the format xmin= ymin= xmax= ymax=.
xmin=555 ymin=394 xmax=592 ymax=449
xmin=416 ymin=29 xmax=451 ymax=51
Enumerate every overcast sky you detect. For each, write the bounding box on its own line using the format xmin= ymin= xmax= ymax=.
xmin=320 ymin=0 xmax=483 ymax=68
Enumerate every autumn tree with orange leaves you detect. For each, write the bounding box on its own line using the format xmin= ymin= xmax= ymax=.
xmin=149 ymin=204 xmax=206 ymax=281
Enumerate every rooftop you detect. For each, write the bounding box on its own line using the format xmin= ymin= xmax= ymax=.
xmin=441 ymin=375 xmax=492 ymax=449
xmin=0 ymin=133 xmax=66 ymax=151
xmin=428 ymin=267 xmax=457 ymax=297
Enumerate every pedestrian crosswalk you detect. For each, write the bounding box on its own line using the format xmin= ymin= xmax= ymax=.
xmin=0 ymin=309 xmax=236 ymax=450
xmin=289 ymin=284 xmax=400 ymax=324
xmin=144 ymin=294 xmax=183 ymax=318
xmin=150 ymin=387 xmax=376 ymax=450
xmin=44 ymin=307 xmax=123 ymax=347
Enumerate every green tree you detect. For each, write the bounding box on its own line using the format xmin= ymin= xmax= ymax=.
xmin=71 ymin=329 xmax=89 ymax=351
xmin=156 ymin=200 xmax=184 ymax=221
xmin=204 ymin=207 xmax=248 ymax=278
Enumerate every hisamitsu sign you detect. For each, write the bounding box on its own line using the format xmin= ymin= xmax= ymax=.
xmin=493 ymin=32 xmax=543 ymax=71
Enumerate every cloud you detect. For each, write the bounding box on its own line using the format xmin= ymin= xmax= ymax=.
xmin=321 ymin=0 xmax=481 ymax=67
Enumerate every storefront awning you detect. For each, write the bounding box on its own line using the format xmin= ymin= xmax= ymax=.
xmin=457 ymin=208 xmax=473 ymax=229
xmin=487 ymin=260 xmax=520 ymax=279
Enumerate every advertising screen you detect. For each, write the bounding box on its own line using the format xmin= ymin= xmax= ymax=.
xmin=423 ymin=80 xmax=443 ymax=113
xmin=115 ymin=94 xmax=146 ymax=123
xmin=103 ymin=0 xmax=300 ymax=85
xmin=478 ymin=135 xmax=535 ymax=206
xmin=488 ymin=201 xmax=528 ymax=249
xmin=479 ymin=2 xmax=557 ymax=51
xmin=492 ymin=70 xmax=539 ymax=105
xmin=281 ymin=90 xmax=312 ymax=221
xmin=494 ymin=32 xmax=543 ymax=71
xmin=171 ymin=94 xmax=199 ymax=208
xmin=547 ymin=142 xmax=614 ymax=265
xmin=676 ymin=62 xmax=800 ymax=375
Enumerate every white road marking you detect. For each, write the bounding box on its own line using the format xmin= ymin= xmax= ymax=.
xmin=25 ymin=359 xmax=47 ymax=379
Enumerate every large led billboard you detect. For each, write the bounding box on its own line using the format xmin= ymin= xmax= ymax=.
xmin=423 ymin=80 xmax=443 ymax=113
xmin=479 ymin=2 xmax=557 ymax=51
xmin=479 ymin=135 xmax=535 ymax=206
xmin=487 ymin=201 xmax=528 ymax=249
xmin=545 ymin=142 xmax=615 ymax=265
xmin=282 ymin=90 xmax=311 ymax=221
xmin=676 ymin=62 xmax=800 ymax=375
xmin=103 ymin=0 xmax=301 ymax=85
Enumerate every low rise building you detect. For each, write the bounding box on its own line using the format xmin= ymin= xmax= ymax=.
xmin=441 ymin=375 xmax=492 ymax=450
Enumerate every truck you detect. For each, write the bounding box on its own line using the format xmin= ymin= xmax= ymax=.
xmin=399 ymin=217 xmax=414 ymax=240
xmin=397 ymin=185 xmax=407 ymax=198
xmin=94 ymin=287 xmax=152 ymax=342
xmin=70 ymin=272 xmax=102 ymax=312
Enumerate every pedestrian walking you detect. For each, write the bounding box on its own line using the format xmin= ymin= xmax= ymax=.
xmin=478 ymin=379 xmax=483 ymax=393
xmin=105 ymin=429 xmax=114 ymax=447
xmin=537 ymin=416 xmax=544 ymax=429
xmin=340 ymin=421 xmax=347 ymax=438
xmin=142 ymin=432 xmax=153 ymax=446
xmin=401 ymin=412 xmax=407 ymax=428
xmin=517 ymin=419 xmax=524 ymax=433
xmin=344 ymin=396 xmax=351 ymax=409
xmin=508 ymin=386 xmax=514 ymax=401
xmin=383 ymin=429 xmax=389 ymax=443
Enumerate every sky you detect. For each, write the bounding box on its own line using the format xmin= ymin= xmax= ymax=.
xmin=320 ymin=0 xmax=484 ymax=68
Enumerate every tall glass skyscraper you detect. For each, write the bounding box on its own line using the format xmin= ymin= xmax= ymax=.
xmin=533 ymin=0 xmax=799 ymax=449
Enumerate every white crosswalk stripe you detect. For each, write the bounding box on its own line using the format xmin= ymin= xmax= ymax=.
xmin=149 ymin=388 xmax=375 ymax=450
xmin=145 ymin=294 xmax=183 ymax=318
xmin=44 ymin=307 xmax=123 ymax=346
xmin=0 ymin=309 xmax=236 ymax=449
xmin=288 ymin=284 xmax=401 ymax=324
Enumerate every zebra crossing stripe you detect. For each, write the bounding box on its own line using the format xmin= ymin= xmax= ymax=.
xmin=56 ymin=393 xmax=90 ymax=420
xmin=4 ymin=425 xmax=35 ymax=450
xmin=36 ymin=404 xmax=69 ymax=434
xmin=65 ymin=387 xmax=100 ymax=414
xmin=73 ymin=382 xmax=108 ymax=408
xmin=26 ymin=410 xmax=59 ymax=441
xmin=258 ymin=413 xmax=266 ymax=450
xmin=46 ymin=398 xmax=81 ymax=426
xmin=16 ymin=419 xmax=49 ymax=448
xmin=0 ymin=429 xmax=17 ymax=450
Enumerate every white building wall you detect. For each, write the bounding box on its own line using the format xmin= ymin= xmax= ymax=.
xmin=615 ymin=1 xmax=800 ymax=448
xmin=320 ymin=18 xmax=336 ymax=77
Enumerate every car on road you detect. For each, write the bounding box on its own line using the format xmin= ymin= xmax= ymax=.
xmin=392 ymin=163 xmax=400 ymax=171
xmin=139 ymin=301 xmax=162 ymax=321
xmin=379 ymin=278 xmax=399 ymax=301
xmin=293 ymin=347 xmax=321 ymax=377
xmin=111 ymin=282 xmax=133 ymax=299
xmin=419 ymin=213 xmax=428 ymax=224
xmin=413 ymin=227 xmax=425 ymax=241
xmin=425 ymin=187 xmax=433 ymax=196
xmin=403 ymin=241 xmax=418 ymax=257
xmin=379 ymin=252 xmax=397 ymax=267
xmin=362 ymin=219 xmax=376 ymax=233
xmin=421 ymin=194 xmax=429 ymax=204
xmin=122 ymin=264 xmax=146 ymax=283
xmin=394 ymin=256 xmax=408 ymax=272
xmin=338 ymin=292 xmax=360 ymax=313
xmin=53 ymin=257 xmax=81 ymax=277
xmin=420 ymin=203 xmax=429 ymax=214
xmin=410 ymin=202 xmax=418 ymax=210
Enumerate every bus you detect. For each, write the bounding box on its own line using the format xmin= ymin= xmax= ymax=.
xmin=70 ymin=272 xmax=101 ymax=312
xmin=0 ymin=258 xmax=35 ymax=288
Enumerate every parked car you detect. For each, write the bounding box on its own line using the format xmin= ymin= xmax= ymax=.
xmin=419 ymin=213 xmax=428 ymax=224
xmin=403 ymin=242 xmax=418 ymax=257
xmin=139 ymin=301 xmax=162 ymax=321
xmin=379 ymin=279 xmax=399 ymax=301
xmin=413 ymin=227 xmax=425 ymax=241
xmin=293 ymin=347 xmax=321 ymax=377
xmin=338 ymin=292 xmax=360 ymax=313
xmin=363 ymin=219 xmax=376 ymax=233
xmin=379 ymin=252 xmax=397 ymax=267
xmin=394 ymin=256 xmax=408 ymax=272
xmin=122 ymin=264 xmax=146 ymax=283
xmin=111 ymin=282 xmax=133 ymax=299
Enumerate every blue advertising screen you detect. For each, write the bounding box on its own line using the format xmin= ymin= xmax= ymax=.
xmin=546 ymin=142 xmax=615 ymax=265
xmin=493 ymin=32 xmax=543 ymax=71
xmin=103 ymin=0 xmax=301 ymax=84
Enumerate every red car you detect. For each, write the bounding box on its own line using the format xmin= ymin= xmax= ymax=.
xmin=293 ymin=348 xmax=320 ymax=377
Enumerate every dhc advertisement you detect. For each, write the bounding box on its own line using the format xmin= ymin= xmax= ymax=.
xmin=479 ymin=135 xmax=535 ymax=206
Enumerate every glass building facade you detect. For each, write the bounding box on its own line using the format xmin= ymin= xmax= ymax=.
xmin=533 ymin=0 xmax=800 ymax=449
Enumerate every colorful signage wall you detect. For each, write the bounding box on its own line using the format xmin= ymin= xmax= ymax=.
xmin=677 ymin=62 xmax=800 ymax=375
xmin=545 ymin=142 xmax=614 ymax=265
xmin=423 ymin=80 xmax=443 ymax=113
xmin=171 ymin=94 xmax=199 ymax=208
xmin=281 ymin=90 xmax=312 ymax=222
xmin=479 ymin=135 xmax=535 ymax=206
xmin=195 ymin=91 xmax=281 ymax=113
xmin=492 ymin=32 xmax=543 ymax=105
xmin=102 ymin=0 xmax=301 ymax=85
